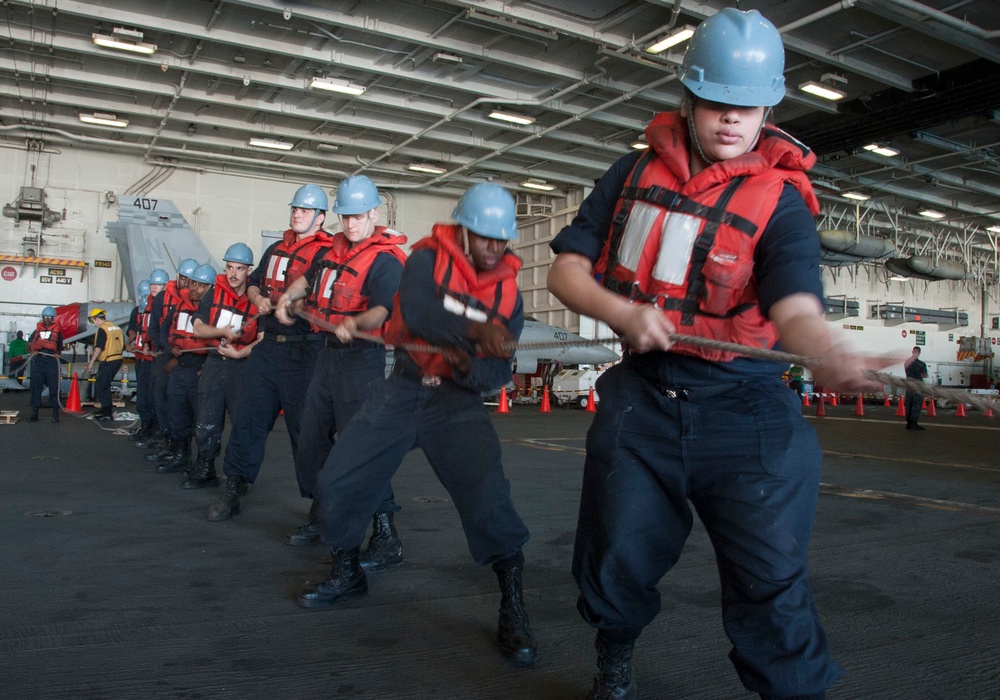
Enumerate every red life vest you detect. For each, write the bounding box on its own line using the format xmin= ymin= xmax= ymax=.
xmin=386 ymin=224 xmax=520 ymax=380
xmin=261 ymin=229 xmax=333 ymax=303
xmin=596 ymin=111 xmax=819 ymax=362
xmin=307 ymin=227 xmax=408 ymax=336
xmin=168 ymin=289 xmax=209 ymax=354
xmin=204 ymin=273 xmax=259 ymax=349
xmin=158 ymin=280 xmax=184 ymax=328
xmin=29 ymin=322 xmax=61 ymax=354
xmin=133 ymin=295 xmax=155 ymax=361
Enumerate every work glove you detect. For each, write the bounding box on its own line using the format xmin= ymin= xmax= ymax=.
xmin=468 ymin=322 xmax=513 ymax=359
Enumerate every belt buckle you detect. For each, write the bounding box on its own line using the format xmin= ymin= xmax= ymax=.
xmin=275 ymin=334 xmax=287 ymax=343
xmin=422 ymin=375 xmax=442 ymax=387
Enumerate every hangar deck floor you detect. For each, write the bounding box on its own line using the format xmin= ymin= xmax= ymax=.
xmin=2 ymin=390 xmax=998 ymax=700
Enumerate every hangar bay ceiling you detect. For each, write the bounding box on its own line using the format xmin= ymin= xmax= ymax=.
xmin=2 ymin=0 xmax=999 ymax=289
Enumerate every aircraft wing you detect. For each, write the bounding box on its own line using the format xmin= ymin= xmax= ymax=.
xmin=513 ymin=320 xmax=619 ymax=375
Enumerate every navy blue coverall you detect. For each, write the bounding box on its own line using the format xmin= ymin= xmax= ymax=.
xmin=28 ymin=327 xmax=62 ymax=409
xmin=295 ymin=253 xmax=403 ymax=510
xmin=127 ymin=305 xmax=154 ymax=425
xmin=314 ymin=247 xmax=530 ymax=567
xmin=221 ymin=240 xmax=323 ymax=484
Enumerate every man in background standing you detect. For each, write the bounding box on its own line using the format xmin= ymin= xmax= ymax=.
xmin=904 ymin=346 xmax=928 ymax=430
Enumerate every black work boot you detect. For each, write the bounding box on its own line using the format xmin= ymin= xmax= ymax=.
xmin=494 ymin=563 xmax=538 ymax=665
xmin=28 ymin=408 xmax=40 ymax=422
xmin=286 ymin=500 xmax=322 ymax=546
xmin=359 ymin=512 xmax=404 ymax=570
xmin=297 ymin=547 xmax=367 ymax=608
xmin=157 ymin=437 xmax=191 ymax=473
xmin=182 ymin=457 xmax=219 ymax=489
xmin=51 ymin=406 xmax=60 ymax=423
xmin=145 ymin=434 xmax=175 ymax=461
xmin=129 ymin=420 xmax=153 ymax=441
xmin=587 ymin=632 xmax=638 ymax=700
xmin=136 ymin=428 xmax=166 ymax=449
xmin=206 ymin=475 xmax=249 ymax=521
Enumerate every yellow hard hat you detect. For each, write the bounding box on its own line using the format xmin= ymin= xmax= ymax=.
xmin=88 ymin=308 xmax=107 ymax=321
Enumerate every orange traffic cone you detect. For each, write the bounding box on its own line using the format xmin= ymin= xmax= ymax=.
xmin=497 ymin=387 xmax=510 ymax=414
xmin=585 ymin=387 xmax=597 ymax=413
xmin=921 ymin=397 xmax=927 ymax=410
xmin=895 ymin=396 xmax=906 ymax=417
xmin=65 ymin=372 xmax=83 ymax=413
xmin=539 ymin=386 xmax=551 ymax=413
xmin=815 ymin=395 xmax=826 ymax=417
xmin=854 ymin=394 xmax=864 ymax=417
xmin=956 ymin=402 xmax=967 ymax=418
xmin=802 ymin=391 xmax=810 ymax=407
xmin=927 ymin=399 xmax=937 ymax=417
xmin=830 ymin=393 xmax=838 ymax=407
xmin=883 ymin=393 xmax=891 ymax=407
xmin=985 ymin=404 xmax=995 ymax=418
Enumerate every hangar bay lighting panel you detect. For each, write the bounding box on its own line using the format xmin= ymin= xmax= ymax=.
xmin=92 ymin=27 xmax=156 ymax=55
xmin=79 ymin=112 xmax=129 ymax=128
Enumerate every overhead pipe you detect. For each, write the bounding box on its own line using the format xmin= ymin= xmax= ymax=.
xmin=878 ymin=0 xmax=1000 ymax=39
xmin=779 ymin=1 xmax=857 ymax=33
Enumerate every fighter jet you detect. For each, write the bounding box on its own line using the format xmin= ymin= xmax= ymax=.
xmin=513 ymin=318 xmax=619 ymax=374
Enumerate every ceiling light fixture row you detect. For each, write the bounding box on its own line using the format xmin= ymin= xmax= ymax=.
xmin=521 ymin=178 xmax=556 ymax=191
xmin=79 ymin=112 xmax=129 ymax=128
xmin=798 ymin=73 xmax=847 ymax=101
xmin=488 ymin=109 xmax=535 ymax=126
xmin=863 ymin=143 xmax=899 ymax=157
xmin=645 ymin=26 xmax=695 ymax=54
xmin=309 ymin=77 xmax=366 ymax=96
xmin=92 ymin=27 xmax=156 ymax=55
xmin=407 ymin=163 xmax=448 ymax=175
xmin=248 ymin=137 xmax=294 ymax=151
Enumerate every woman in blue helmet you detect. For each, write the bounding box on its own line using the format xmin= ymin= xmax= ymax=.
xmin=548 ymin=9 xmax=890 ymax=700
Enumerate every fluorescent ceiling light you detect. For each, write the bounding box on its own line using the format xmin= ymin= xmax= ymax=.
xmin=631 ymin=140 xmax=649 ymax=150
xmin=488 ymin=110 xmax=534 ymax=126
xmin=889 ymin=275 xmax=909 ymax=281
xmin=841 ymin=192 xmax=870 ymax=201
xmin=92 ymin=28 xmax=156 ymax=55
xmin=432 ymin=52 xmax=463 ymax=64
xmin=919 ymin=209 xmax=945 ymax=219
xmin=863 ymin=144 xmax=899 ymax=157
xmin=315 ymin=143 xmax=340 ymax=152
xmin=407 ymin=163 xmax=447 ymax=175
xmin=248 ymin=137 xmax=294 ymax=151
xmin=521 ymin=178 xmax=556 ymax=192
xmin=309 ymin=77 xmax=366 ymax=96
xmin=79 ymin=112 xmax=129 ymax=128
xmin=798 ymin=81 xmax=846 ymax=101
xmin=645 ymin=26 xmax=695 ymax=54
xmin=987 ymin=225 xmax=1000 ymax=234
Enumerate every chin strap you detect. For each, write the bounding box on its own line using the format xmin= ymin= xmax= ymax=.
xmin=684 ymin=95 xmax=771 ymax=167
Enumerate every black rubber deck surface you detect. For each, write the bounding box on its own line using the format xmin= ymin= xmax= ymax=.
xmin=2 ymin=391 xmax=998 ymax=699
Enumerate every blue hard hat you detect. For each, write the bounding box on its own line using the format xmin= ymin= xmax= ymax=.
xmin=332 ymin=175 xmax=382 ymax=215
xmin=223 ymin=242 xmax=254 ymax=265
xmin=149 ymin=268 xmax=170 ymax=285
xmin=138 ymin=280 xmax=151 ymax=298
xmin=190 ymin=264 xmax=217 ymax=285
xmin=289 ymin=183 xmax=329 ymax=211
xmin=678 ymin=9 xmax=786 ymax=107
xmin=42 ymin=306 xmax=56 ymax=318
xmin=178 ymin=258 xmax=200 ymax=278
xmin=452 ymin=184 xmax=518 ymax=241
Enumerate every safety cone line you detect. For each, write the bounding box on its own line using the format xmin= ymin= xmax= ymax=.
xmin=956 ymin=402 xmax=967 ymax=418
xmin=895 ymin=396 xmax=906 ymax=417
xmin=815 ymin=396 xmax=826 ymax=417
xmin=926 ymin=399 xmax=937 ymax=417
xmin=65 ymin=372 xmax=83 ymax=413
xmin=585 ymin=387 xmax=597 ymax=413
xmin=854 ymin=394 xmax=864 ymax=417
xmin=802 ymin=392 xmax=810 ymax=407
xmin=539 ymin=386 xmax=551 ymax=413
xmin=497 ymin=387 xmax=510 ymax=414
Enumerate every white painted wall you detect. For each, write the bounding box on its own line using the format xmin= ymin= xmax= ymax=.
xmin=0 ymin=147 xmax=458 ymax=343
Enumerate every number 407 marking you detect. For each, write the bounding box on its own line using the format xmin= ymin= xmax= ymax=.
xmin=132 ymin=197 xmax=158 ymax=210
